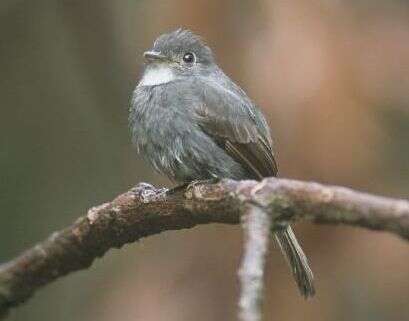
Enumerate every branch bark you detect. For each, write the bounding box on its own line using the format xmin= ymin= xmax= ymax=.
xmin=0 ymin=178 xmax=408 ymax=319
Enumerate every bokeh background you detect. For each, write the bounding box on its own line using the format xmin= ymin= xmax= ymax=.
xmin=1 ymin=1 xmax=408 ymax=320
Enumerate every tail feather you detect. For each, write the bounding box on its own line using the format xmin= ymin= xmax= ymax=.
xmin=274 ymin=226 xmax=315 ymax=298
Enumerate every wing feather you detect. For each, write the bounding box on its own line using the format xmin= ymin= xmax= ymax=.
xmin=194 ymin=80 xmax=278 ymax=179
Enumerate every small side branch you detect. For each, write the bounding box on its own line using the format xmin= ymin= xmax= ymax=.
xmin=238 ymin=205 xmax=271 ymax=321
xmin=0 ymin=178 xmax=408 ymax=318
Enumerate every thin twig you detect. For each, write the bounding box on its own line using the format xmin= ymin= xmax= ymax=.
xmin=238 ymin=205 xmax=271 ymax=321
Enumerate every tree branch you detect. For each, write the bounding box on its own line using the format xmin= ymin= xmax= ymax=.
xmin=0 ymin=178 xmax=408 ymax=318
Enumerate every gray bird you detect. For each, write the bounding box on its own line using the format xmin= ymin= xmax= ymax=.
xmin=130 ymin=29 xmax=314 ymax=298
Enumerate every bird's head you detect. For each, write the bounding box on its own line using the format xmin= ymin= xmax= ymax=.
xmin=138 ymin=29 xmax=215 ymax=87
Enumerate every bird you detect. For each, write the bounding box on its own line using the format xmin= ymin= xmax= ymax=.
xmin=129 ymin=29 xmax=314 ymax=298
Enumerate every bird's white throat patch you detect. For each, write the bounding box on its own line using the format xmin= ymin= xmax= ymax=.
xmin=138 ymin=65 xmax=175 ymax=87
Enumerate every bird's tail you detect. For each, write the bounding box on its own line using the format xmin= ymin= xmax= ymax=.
xmin=274 ymin=226 xmax=315 ymax=298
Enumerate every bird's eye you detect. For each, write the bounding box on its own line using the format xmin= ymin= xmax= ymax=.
xmin=182 ymin=52 xmax=196 ymax=64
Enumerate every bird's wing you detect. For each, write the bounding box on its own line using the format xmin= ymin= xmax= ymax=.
xmin=193 ymin=80 xmax=316 ymax=298
xmin=193 ymin=81 xmax=278 ymax=178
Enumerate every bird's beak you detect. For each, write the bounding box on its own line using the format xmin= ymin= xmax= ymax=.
xmin=143 ymin=51 xmax=167 ymax=63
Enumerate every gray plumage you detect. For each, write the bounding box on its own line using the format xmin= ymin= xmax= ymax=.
xmin=130 ymin=29 xmax=314 ymax=298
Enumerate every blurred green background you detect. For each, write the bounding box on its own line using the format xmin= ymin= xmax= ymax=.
xmin=1 ymin=1 xmax=408 ymax=320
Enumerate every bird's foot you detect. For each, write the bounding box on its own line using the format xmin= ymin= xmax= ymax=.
xmin=167 ymin=183 xmax=189 ymax=195
xmin=187 ymin=178 xmax=220 ymax=189
xmin=167 ymin=178 xmax=220 ymax=195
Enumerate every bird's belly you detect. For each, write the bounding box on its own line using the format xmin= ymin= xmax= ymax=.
xmin=136 ymin=122 xmax=247 ymax=182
